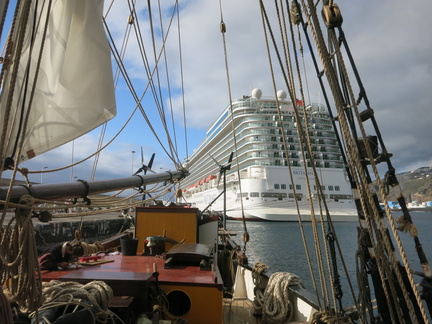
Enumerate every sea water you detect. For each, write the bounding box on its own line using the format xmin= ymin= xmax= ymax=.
xmin=225 ymin=211 xmax=432 ymax=309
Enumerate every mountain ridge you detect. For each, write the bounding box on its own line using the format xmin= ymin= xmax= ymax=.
xmin=384 ymin=166 xmax=432 ymax=204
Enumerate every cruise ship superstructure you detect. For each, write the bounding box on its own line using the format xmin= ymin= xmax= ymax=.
xmin=181 ymin=89 xmax=357 ymax=221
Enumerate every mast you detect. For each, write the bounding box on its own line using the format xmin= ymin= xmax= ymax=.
xmin=0 ymin=169 xmax=188 ymax=201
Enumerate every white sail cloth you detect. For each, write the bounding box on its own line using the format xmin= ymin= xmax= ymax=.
xmin=0 ymin=0 xmax=116 ymax=164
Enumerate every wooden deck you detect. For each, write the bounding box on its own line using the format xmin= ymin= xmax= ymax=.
xmin=223 ymin=298 xmax=263 ymax=324
xmin=223 ymin=298 xmax=311 ymax=323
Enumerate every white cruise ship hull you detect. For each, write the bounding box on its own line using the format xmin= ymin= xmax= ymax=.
xmin=184 ymin=166 xmax=358 ymax=222
xmin=226 ymin=203 xmax=358 ymax=222
xmin=188 ymin=194 xmax=357 ymax=222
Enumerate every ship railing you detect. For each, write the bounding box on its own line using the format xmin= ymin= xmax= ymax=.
xmin=221 ymin=232 xmax=321 ymax=318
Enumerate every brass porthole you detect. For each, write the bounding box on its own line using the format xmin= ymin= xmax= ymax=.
xmin=166 ymin=289 xmax=191 ymax=317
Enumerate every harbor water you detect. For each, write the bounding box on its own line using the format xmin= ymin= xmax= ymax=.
xmin=225 ymin=211 xmax=432 ymax=309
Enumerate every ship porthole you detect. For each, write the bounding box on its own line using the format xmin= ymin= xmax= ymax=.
xmin=166 ymin=289 xmax=191 ymax=317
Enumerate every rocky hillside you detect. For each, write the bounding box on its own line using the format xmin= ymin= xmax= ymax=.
xmin=384 ymin=166 xmax=432 ymax=203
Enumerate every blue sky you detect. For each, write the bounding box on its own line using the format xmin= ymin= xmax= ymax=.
xmin=3 ymin=0 xmax=432 ymax=185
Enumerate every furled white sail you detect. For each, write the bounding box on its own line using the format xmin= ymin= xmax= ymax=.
xmin=0 ymin=0 xmax=116 ymax=165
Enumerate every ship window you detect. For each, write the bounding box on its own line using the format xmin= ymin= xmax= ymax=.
xmin=330 ymin=194 xmax=352 ymax=200
xmin=250 ymin=192 xmax=259 ymax=197
xmin=328 ymin=186 xmax=334 ymax=191
xmin=281 ymin=184 xmax=286 ymax=189
xmin=274 ymin=184 xmax=280 ymax=189
xmin=261 ymin=192 xmax=287 ymax=198
xmin=289 ymin=193 xmax=304 ymax=199
xmin=335 ymin=186 xmax=340 ymax=191
xmin=289 ymin=184 xmax=293 ymax=189
xmin=296 ymin=184 xmax=301 ymax=190
xmin=236 ymin=193 xmax=248 ymax=198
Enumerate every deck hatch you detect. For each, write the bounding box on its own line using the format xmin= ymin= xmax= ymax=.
xmin=164 ymin=243 xmax=213 ymax=269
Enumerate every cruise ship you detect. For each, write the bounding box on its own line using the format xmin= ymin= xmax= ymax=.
xmin=181 ymin=88 xmax=358 ymax=221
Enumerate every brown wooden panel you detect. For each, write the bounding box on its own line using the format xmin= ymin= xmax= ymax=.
xmin=135 ymin=206 xmax=199 ymax=254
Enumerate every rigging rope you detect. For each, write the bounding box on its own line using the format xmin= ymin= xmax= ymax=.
xmin=175 ymin=3 xmax=190 ymax=163
xmin=103 ymin=16 xmax=181 ymax=169
xmin=147 ymin=0 xmax=178 ymax=161
xmin=332 ymin=19 xmax=427 ymax=324
xmin=304 ymin=1 xmax=408 ymax=319
xmin=125 ymin=0 xmax=183 ymax=167
xmin=259 ymin=0 xmax=339 ymax=313
xmin=257 ymin=1 xmax=430 ymax=322
xmin=299 ymin=0 xmax=429 ymax=322
xmin=157 ymin=0 xmax=180 ymax=158
xmin=218 ymin=0 xmax=249 ymax=250
xmin=0 ymin=195 xmax=42 ymax=312
xmin=290 ymin=0 xmax=374 ymax=316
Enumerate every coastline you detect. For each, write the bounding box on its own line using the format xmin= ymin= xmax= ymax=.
xmin=2 ymin=207 xmax=429 ymax=253
xmin=2 ymin=211 xmax=130 ymax=252
xmin=404 ymin=207 xmax=432 ymax=213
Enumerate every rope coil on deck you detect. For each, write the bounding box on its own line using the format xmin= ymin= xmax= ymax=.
xmin=32 ymin=280 xmax=114 ymax=323
xmin=261 ymin=272 xmax=304 ymax=323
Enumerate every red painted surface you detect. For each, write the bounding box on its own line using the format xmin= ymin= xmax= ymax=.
xmin=79 ymin=255 xmax=101 ymax=262
xmin=41 ymin=254 xmax=222 ymax=288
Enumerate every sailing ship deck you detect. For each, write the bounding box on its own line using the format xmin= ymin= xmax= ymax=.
xmin=40 ymin=254 xmax=304 ymax=323
xmin=41 ymin=254 xmax=224 ymax=323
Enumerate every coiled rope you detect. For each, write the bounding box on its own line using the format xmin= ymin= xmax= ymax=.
xmin=251 ymin=262 xmax=268 ymax=315
xmin=32 ymin=280 xmax=114 ymax=324
xmin=261 ymin=272 xmax=304 ymax=323
xmin=80 ymin=241 xmax=105 ymax=256
xmin=0 ymin=195 xmax=42 ymax=312
xmin=311 ymin=310 xmax=354 ymax=324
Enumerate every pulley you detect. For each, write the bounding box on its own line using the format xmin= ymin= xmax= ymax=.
xmin=322 ymin=3 xmax=343 ymax=28
xmin=220 ymin=21 xmax=226 ymax=33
